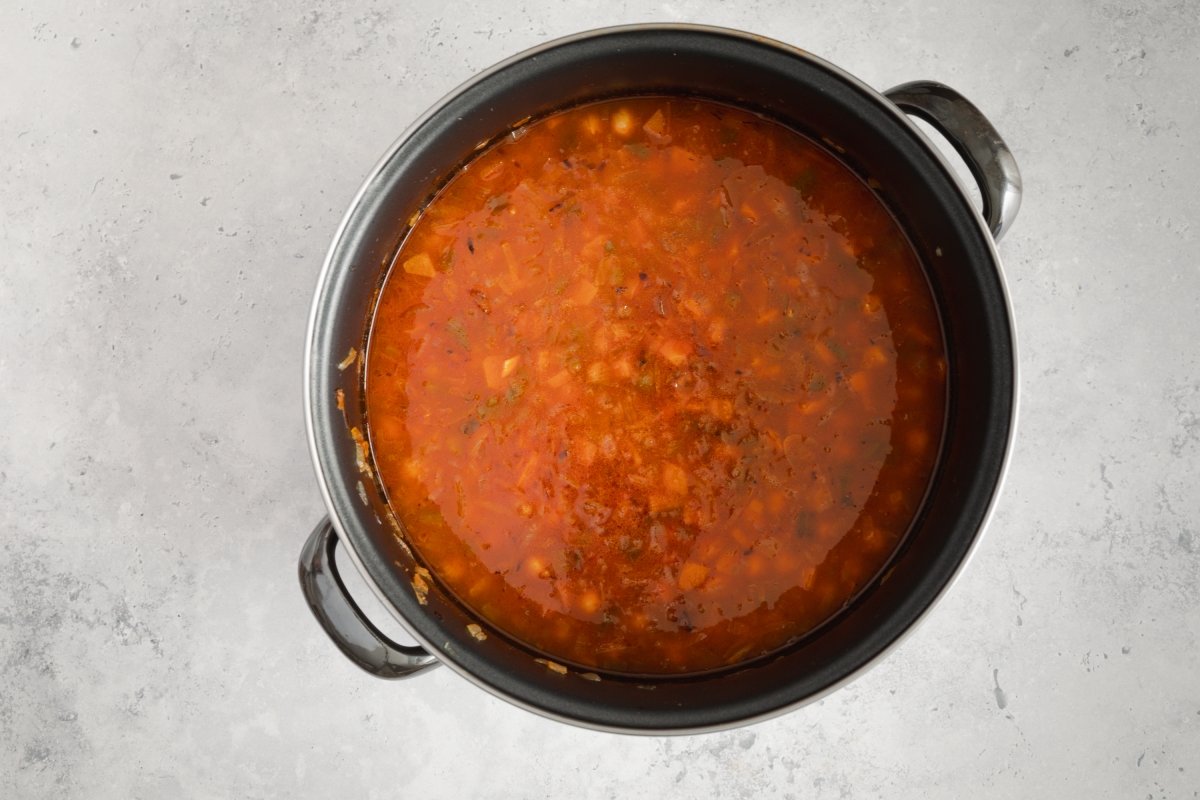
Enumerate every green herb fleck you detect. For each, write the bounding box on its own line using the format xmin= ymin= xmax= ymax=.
xmin=792 ymin=167 xmax=818 ymax=196
xmin=446 ymin=318 xmax=470 ymax=350
xmin=624 ymin=142 xmax=651 ymax=160
xmin=505 ymin=378 xmax=527 ymax=404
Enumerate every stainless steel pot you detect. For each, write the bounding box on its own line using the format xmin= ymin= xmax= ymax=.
xmin=298 ymin=23 xmax=1021 ymax=734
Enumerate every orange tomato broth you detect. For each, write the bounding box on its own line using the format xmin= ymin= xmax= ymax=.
xmin=364 ymin=96 xmax=946 ymax=675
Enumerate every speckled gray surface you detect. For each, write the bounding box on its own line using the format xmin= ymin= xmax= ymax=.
xmin=2 ymin=0 xmax=1198 ymax=797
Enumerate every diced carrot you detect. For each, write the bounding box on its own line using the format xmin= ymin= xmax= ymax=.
xmin=907 ymin=428 xmax=930 ymax=455
xmin=569 ymin=279 xmax=598 ymax=306
xmin=580 ymin=235 xmax=607 ymax=263
xmin=611 ymin=357 xmax=634 ymax=379
xmin=402 ymin=253 xmax=435 ymax=277
xmin=611 ymin=109 xmax=635 ymax=136
xmin=647 ymin=493 xmax=679 ymax=514
xmin=467 ymin=575 xmax=492 ymax=599
xmin=731 ymin=527 xmax=755 ymax=549
xmin=658 ymin=338 xmax=690 ymax=366
xmin=576 ymin=440 xmax=598 ymax=466
xmin=709 ymin=398 xmax=734 ymax=421
xmin=547 ymin=368 xmax=572 ymax=388
xmin=586 ymin=361 xmax=607 ymax=384
xmin=643 ymin=109 xmax=666 ymax=137
xmin=862 ymin=345 xmax=888 ymax=368
xmin=848 ymin=371 xmax=870 ymax=394
xmin=679 ymin=297 xmax=707 ymax=318
xmin=579 ymin=591 xmax=601 ymax=614
xmin=708 ymin=318 xmax=727 ymax=344
xmin=502 ymin=355 xmax=521 ymax=378
xmin=592 ymin=327 xmax=611 ymax=353
xmin=809 ymin=480 xmax=834 ymax=512
xmin=663 ymin=462 xmax=688 ymax=495
xmin=482 ymin=355 xmax=505 ymax=389
xmin=678 ymin=562 xmax=709 ymax=591
xmin=812 ymin=341 xmax=838 ymax=366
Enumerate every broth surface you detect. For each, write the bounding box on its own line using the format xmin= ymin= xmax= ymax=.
xmin=365 ymin=96 xmax=946 ymax=674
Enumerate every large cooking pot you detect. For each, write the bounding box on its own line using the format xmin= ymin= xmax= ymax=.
xmin=298 ymin=23 xmax=1020 ymax=734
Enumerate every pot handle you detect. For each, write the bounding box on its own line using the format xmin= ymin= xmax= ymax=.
xmin=298 ymin=517 xmax=440 ymax=679
xmin=884 ymin=81 xmax=1022 ymax=242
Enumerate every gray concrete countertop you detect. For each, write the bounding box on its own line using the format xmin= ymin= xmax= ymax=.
xmin=3 ymin=1 xmax=1197 ymax=797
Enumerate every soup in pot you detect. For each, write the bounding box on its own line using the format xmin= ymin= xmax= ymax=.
xmin=364 ymin=96 xmax=946 ymax=675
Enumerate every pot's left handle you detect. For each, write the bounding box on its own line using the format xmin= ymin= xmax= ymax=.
xmin=299 ymin=518 xmax=440 ymax=679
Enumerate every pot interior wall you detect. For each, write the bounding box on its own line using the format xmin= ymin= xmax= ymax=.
xmin=309 ymin=27 xmax=1013 ymax=731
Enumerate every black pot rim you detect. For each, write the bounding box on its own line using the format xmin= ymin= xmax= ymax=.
xmin=303 ymin=22 xmax=1020 ymax=734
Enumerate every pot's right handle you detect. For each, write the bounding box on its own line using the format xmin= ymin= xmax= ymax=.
xmin=885 ymin=81 xmax=1022 ymax=242
xmin=299 ymin=518 xmax=440 ymax=679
